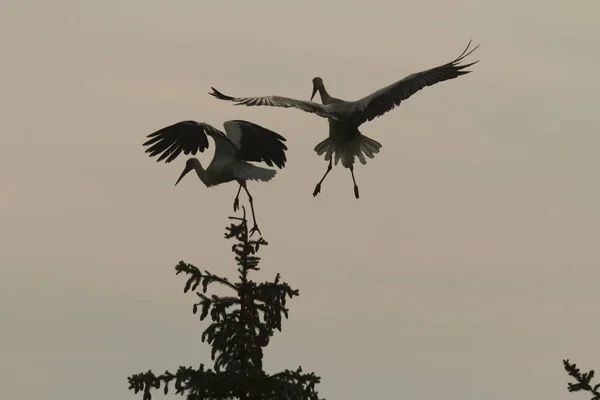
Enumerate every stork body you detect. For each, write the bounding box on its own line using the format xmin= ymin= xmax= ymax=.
xmin=310 ymin=85 xmax=382 ymax=199
xmin=143 ymin=119 xmax=288 ymax=236
xmin=209 ymin=41 xmax=479 ymax=199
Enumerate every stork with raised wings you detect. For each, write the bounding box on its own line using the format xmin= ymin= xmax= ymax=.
xmin=209 ymin=40 xmax=479 ymax=199
xmin=143 ymin=119 xmax=288 ymax=236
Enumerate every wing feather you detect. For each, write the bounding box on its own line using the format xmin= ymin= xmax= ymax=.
xmin=143 ymin=120 xmax=228 ymax=163
xmin=209 ymin=87 xmax=342 ymax=121
xmin=348 ymin=40 xmax=480 ymax=125
xmin=223 ymin=120 xmax=288 ymax=169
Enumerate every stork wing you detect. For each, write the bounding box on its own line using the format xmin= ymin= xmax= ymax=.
xmin=347 ymin=40 xmax=480 ymax=125
xmin=143 ymin=120 xmax=227 ymax=163
xmin=223 ymin=120 xmax=288 ymax=169
xmin=209 ymin=87 xmax=341 ymax=121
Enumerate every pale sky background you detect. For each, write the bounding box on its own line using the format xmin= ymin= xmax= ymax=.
xmin=1 ymin=1 xmax=599 ymax=399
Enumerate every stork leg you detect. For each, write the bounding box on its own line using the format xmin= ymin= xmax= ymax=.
xmin=233 ymin=184 xmax=242 ymax=212
xmin=313 ymin=159 xmax=333 ymax=197
xmin=349 ymin=166 xmax=360 ymax=199
xmin=240 ymin=182 xmax=261 ymax=237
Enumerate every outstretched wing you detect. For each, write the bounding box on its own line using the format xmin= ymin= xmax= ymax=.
xmin=209 ymin=87 xmax=341 ymax=121
xmin=347 ymin=40 xmax=480 ymax=125
xmin=223 ymin=120 xmax=288 ymax=169
xmin=143 ymin=120 xmax=228 ymax=163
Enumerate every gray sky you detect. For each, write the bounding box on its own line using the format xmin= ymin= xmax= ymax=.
xmin=1 ymin=1 xmax=599 ymax=399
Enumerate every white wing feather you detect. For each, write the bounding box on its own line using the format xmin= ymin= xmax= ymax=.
xmin=222 ymin=120 xmax=244 ymax=149
xmin=232 ymin=162 xmax=276 ymax=182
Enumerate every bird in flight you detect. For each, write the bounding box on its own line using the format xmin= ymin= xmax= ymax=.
xmin=143 ymin=119 xmax=288 ymax=236
xmin=209 ymin=40 xmax=479 ymax=199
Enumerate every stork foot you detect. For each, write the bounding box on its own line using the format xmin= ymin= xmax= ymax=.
xmin=354 ymin=186 xmax=360 ymax=199
xmin=249 ymin=224 xmax=262 ymax=237
xmin=313 ymin=183 xmax=322 ymax=197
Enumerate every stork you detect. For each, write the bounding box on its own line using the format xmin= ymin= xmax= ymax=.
xmin=209 ymin=40 xmax=479 ymax=199
xmin=143 ymin=119 xmax=288 ymax=236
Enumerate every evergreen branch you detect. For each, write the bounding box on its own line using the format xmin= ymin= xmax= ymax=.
xmin=128 ymin=366 xmax=323 ymax=400
xmin=564 ymin=360 xmax=600 ymax=400
xmin=175 ymin=262 xmax=237 ymax=293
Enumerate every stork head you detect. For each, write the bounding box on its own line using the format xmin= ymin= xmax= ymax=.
xmin=310 ymin=77 xmax=323 ymax=101
xmin=175 ymin=158 xmax=199 ymax=186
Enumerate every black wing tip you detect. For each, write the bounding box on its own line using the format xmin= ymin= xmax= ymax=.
xmin=144 ymin=120 xmax=198 ymax=137
xmin=274 ymin=147 xmax=288 ymax=169
xmin=142 ymin=137 xmax=155 ymax=146
xmin=145 ymin=129 xmax=166 ymax=139
xmin=455 ymin=40 xmax=481 ymax=63
xmin=448 ymin=44 xmax=480 ymax=74
xmin=209 ymin=86 xmax=235 ymax=101
xmin=267 ymin=155 xmax=287 ymax=169
xmin=142 ymin=120 xmax=209 ymax=163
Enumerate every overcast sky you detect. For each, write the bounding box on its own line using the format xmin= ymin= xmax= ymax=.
xmin=1 ymin=1 xmax=599 ymax=399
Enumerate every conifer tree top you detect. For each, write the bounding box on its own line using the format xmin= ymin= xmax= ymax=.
xmin=127 ymin=208 xmax=324 ymax=400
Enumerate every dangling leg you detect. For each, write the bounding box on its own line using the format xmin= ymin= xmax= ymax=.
xmin=350 ymin=166 xmax=359 ymax=199
xmin=241 ymin=181 xmax=261 ymax=237
xmin=233 ymin=183 xmax=242 ymax=212
xmin=313 ymin=159 xmax=333 ymax=197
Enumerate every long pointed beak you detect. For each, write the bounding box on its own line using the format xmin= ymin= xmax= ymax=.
xmin=175 ymin=165 xmax=192 ymax=186
xmin=310 ymin=85 xmax=317 ymax=101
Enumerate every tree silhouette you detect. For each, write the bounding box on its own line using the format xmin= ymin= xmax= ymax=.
xmin=563 ymin=359 xmax=600 ymax=400
xmin=128 ymin=208 xmax=323 ymax=400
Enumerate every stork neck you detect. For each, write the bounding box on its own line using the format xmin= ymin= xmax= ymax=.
xmin=317 ymin=85 xmax=333 ymax=104
xmin=193 ymin=162 xmax=208 ymax=186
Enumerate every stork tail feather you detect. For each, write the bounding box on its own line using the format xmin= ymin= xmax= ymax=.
xmin=314 ymin=134 xmax=382 ymax=168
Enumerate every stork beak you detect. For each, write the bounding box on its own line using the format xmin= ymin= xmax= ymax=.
xmin=175 ymin=165 xmax=192 ymax=186
xmin=310 ymin=85 xmax=317 ymax=101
